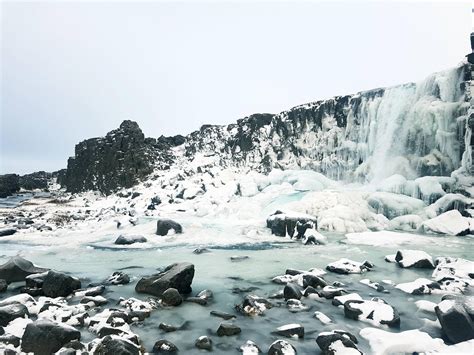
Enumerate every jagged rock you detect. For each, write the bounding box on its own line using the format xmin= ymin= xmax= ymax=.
xmin=0 ymin=303 xmax=29 ymax=326
xmin=267 ymin=340 xmax=296 ymax=355
xmin=92 ymin=335 xmax=140 ymax=355
xmin=114 ymin=235 xmax=147 ymax=245
xmin=216 ymin=322 xmax=241 ymax=336
xmin=104 ymin=271 xmax=130 ymax=285
xmin=284 ymin=283 xmax=302 ymax=300
xmin=42 ymin=270 xmax=81 ymax=297
xmin=161 ymin=288 xmax=183 ymax=306
xmin=273 ymin=324 xmax=304 ymax=338
xmin=0 ymin=256 xmax=48 ymax=283
xmin=21 ymin=320 xmax=81 ymax=355
xmin=0 ymin=174 xmax=20 ymax=198
xmin=156 ymin=219 xmax=183 ymax=236
xmin=435 ymin=299 xmax=474 ymax=344
xmin=153 ymin=339 xmax=179 ymax=353
xmin=0 ymin=228 xmax=17 ymax=237
xmin=19 ymin=171 xmax=51 ymax=190
xmin=195 ymin=336 xmax=212 ymax=351
xmin=316 ymin=330 xmax=361 ymax=355
xmin=136 ymin=262 xmax=194 ymax=297
xmin=64 ymin=120 xmax=161 ymax=194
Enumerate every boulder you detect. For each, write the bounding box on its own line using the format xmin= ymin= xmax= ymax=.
xmin=235 ymin=295 xmax=273 ymax=316
xmin=92 ymin=335 xmax=140 ymax=355
xmin=42 ymin=270 xmax=81 ymax=297
xmin=104 ymin=271 xmax=130 ymax=285
xmin=0 ymin=303 xmax=29 ymax=326
xmin=0 ymin=228 xmax=17 ymax=237
xmin=195 ymin=335 xmax=212 ymax=351
xmin=344 ymin=298 xmax=400 ymax=327
xmin=156 ymin=219 xmax=183 ymax=236
xmin=136 ymin=262 xmax=194 ymax=297
xmin=266 ymin=210 xmax=317 ymax=238
xmin=284 ymin=283 xmax=302 ymax=300
xmin=216 ymin=322 xmax=241 ymax=336
xmin=421 ymin=210 xmax=471 ymax=236
xmin=114 ymin=235 xmax=147 ymax=245
xmin=267 ymin=340 xmax=297 ymax=355
xmin=395 ymin=250 xmax=434 ymax=268
xmin=159 ymin=323 xmax=179 ymax=332
xmin=316 ymin=330 xmax=361 ymax=355
xmin=0 ymin=256 xmax=48 ymax=283
xmin=21 ymin=320 xmax=81 ymax=355
xmin=302 ymin=274 xmax=327 ymax=288
xmin=435 ymin=299 xmax=474 ymax=344
xmin=153 ymin=339 xmax=179 ymax=353
xmin=161 ymin=288 xmax=183 ymax=306
xmin=240 ymin=340 xmax=261 ymax=354
xmin=273 ymin=324 xmax=304 ymax=339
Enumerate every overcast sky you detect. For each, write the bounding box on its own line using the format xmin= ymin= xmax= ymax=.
xmin=1 ymin=0 xmax=471 ymax=174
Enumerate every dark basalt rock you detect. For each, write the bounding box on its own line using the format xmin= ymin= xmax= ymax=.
xmin=136 ymin=262 xmax=194 ymax=297
xmin=19 ymin=171 xmax=52 ymax=190
xmin=159 ymin=323 xmax=179 ymax=332
xmin=64 ymin=120 xmax=163 ymax=194
xmin=266 ymin=211 xmax=317 ymax=238
xmin=273 ymin=324 xmax=304 ymax=339
xmin=195 ymin=336 xmax=212 ymax=351
xmin=267 ymin=340 xmax=297 ymax=355
xmin=153 ymin=339 xmax=179 ymax=353
xmin=284 ymin=283 xmax=302 ymax=300
xmin=156 ymin=219 xmax=183 ymax=236
xmin=435 ymin=300 xmax=474 ymax=344
xmin=0 ymin=228 xmax=17 ymax=237
xmin=0 ymin=303 xmax=29 ymax=327
xmin=92 ymin=335 xmax=140 ymax=355
xmin=0 ymin=256 xmax=48 ymax=283
xmin=21 ymin=319 xmax=81 ymax=355
xmin=161 ymin=288 xmax=183 ymax=306
xmin=0 ymin=279 xmax=6 ymax=293
xmin=42 ymin=270 xmax=81 ymax=298
xmin=210 ymin=310 xmax=236 ymax=320
xmin=0 ymin=174 xmax=20 ymax=198
xmin=316 ymin=330 xmax=361 ymax=355
xmin=115 ymin=235 xmax=148 ymax=245
xmin=302 ymin=274 xmax=327 ymax=288
xmin=216 ymin=322 xmax=241 ymax=336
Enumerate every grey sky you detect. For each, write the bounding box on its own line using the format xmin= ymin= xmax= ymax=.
xmin=1 ymin=0 xmax=471 ymax=174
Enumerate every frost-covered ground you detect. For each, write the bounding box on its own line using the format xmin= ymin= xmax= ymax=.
xmin=0 ymin=167 xmax=473 ymax=354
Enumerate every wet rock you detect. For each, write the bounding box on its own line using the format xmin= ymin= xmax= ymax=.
xmin=21 ymin=319 xmax=81 ymax=355
xmin=193 ymin=247 xmax=210 ymax=254
xmin=302 ymin=274 xmax=327 ymax=288
xmin=217 ymin=322 xmax=241 ymax=336
xmin=240 ymin=340 xmax=261 ymax=354
xmin=303 ymin=286 xmax=318 ymax=297
xmin=195 ymin=335 xmax=212 ymax=351
xmin=0 ymin=279 xmax=6 ymax=293
xmin=316 ymin=330 xmax=361 ymax=355
xmin=318 ymin=286 xmax=345 ymax=299
xmin=435 ymin=299 xmax=474 ymax=344
xmin=344 ymin=298 xmax=400 ymax=327
xmin=395 ymin=250 xmax=435 ymax=269
xmin=83 ymin=285 xmax=106 ymax=296
xmin=42 ymin=270 xmax=81 ymax=298
xmin=153 ymin=339 xmax=179 ymax=353
xmin=161 ymin=288 xmax=183 ymax=306
xmin=115 ymin=235 xmax=147 ymax=245
xmin=136 ymin=262 xmax=194 ymax=297
xmin=230 ymin=255 xmax=250 ymax=262
xmin=25 ymin=272 xmax=47 ymax=289
xmin=0 ymin=303 xmax=29 ymax=326
xmin=235 ymin=295 xmax=273 ymax=316
xmin=156 ymin=219 xmax=183 ymax=236
xmin=159 ymin=323 xmax=179 ymax=332
xmin=210 ymin=310 xmax=236 ymax=320
xmin=80 ymin=295 xmax=108 ymax=306
xmin=273 ymin=324 xmax=304 ymax=339
xmin=0 ymin=228 xmax=17 ymax=237
xmin=197 ymin=289 xmax=213 ymax=300
xmin=185 ymin=297 xmax=208 ymax=305
xmin=92 ymin=335 xmax=140 ymax=355
xmin=105 ymin=271 xmax=130 ymax=285
xmin=286 ymin=299 xmax=310 ymax=313
xmin=267 ymin=340 xmax=296 ymax=355
xmin=326 ymin=258 xmax=369 ymax=274
xmin=0 ymin=256 xmax=48 ymax=283
xmin=284 ymin=283 xmax=302 ymax=300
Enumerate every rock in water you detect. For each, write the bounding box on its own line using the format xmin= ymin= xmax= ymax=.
xmin=105 ymin=271 xmax=130 ymax=285
xmin=267 ymin=340 xmax=297 ymax=355
xmin=156 ymin=219 xmax=183 ymax=236
xmin=0 ymin=228 xmax=17 ymax=237
xmin=284 ymin=283 xmax=302 ymax=300
xmin=161 ymin=288 xmax=183 ymax=306
xmin=0 ymin=256 xmax=48 ymax=283
xmin=0 ymin=279 xmax=7 ymax=293
xmin=395 ymin=250 xmax=435 ymax=268
xmin=42 ymin=270 xmax=81 ymax=297
xmin=216 ymin=323 xmax=241 ymax=336
xmin=92 ymin=335 xmax=140 ymax=355
xmin=0 ymin=303 xmax=29 ymax=326
xmin=153 ymin=339 xmax=179 ymax=353
xmin=114 ymin=235 xmax=148 ymax=245
xmin=266 ymin=211 xmax=317 ymax=238
xmin=195 ymin=336 xmax=212 ymax=350
xmin=344 ymin=298 xmax=400 ymax=327
xmin=273 ymin=324 xmax=304 ymax=338
xmin=0 ymin=174 xmax=20 ymax=198
xmin=316 ymin=330 xmax=361 ymax=355
xmin=435 ymin=299 xmax=474 ymax=344
xmin=21 ymin=320 xmax=81 ymax=355
xmin=136 ymin=262 xmax=194 ymax=297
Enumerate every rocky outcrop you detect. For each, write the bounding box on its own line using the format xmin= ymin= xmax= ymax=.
xmin=63 ymin=120 xmax=180 ymax=194
xmin=19 ymin=171 xmax=52 ymax=190
xmin=0 ymin=174 xmax=20 ymax=198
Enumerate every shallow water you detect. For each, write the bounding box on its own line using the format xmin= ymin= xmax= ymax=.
xmin=1 ymin=227 xmax=472 ymax=353
xmin=0 ymin=192 xmax=50 ymax=209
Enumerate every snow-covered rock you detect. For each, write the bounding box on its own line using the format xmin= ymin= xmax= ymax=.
xmin=421 ymin=210 xmax=471 ymax=236
xmin=344 ymin=298 xmax=400 ymax=327
xmin=326 ymin=258 xmax=371 ymax=274
xmin=394 ymin=249 xmax=434 ymax=268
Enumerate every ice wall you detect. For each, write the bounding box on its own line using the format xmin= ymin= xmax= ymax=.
xmin=185 ymin=64 xmax=470 ymax=183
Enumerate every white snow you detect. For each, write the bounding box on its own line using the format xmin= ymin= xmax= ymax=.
xmin=421 ymin=210 xmax=471 ymax=236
